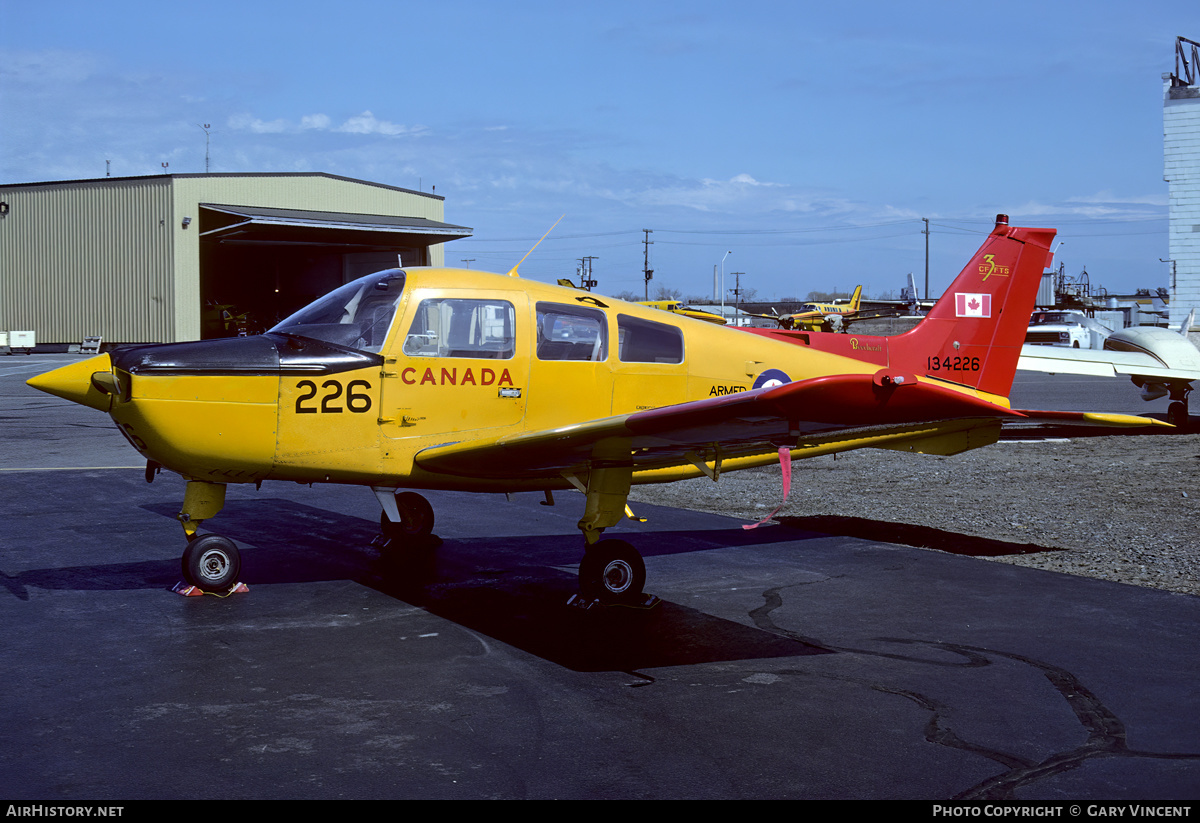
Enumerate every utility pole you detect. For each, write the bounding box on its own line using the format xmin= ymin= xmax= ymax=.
xmin=729 ymin=273 xmax=746 ymax=320
xmin=578 ymin=256 xmax=598 ymax=291
xmin=460 ymin=259 xmax=475 ymax=269
xmin=1161 ymin=258 xmax=1177 ymax=291
xmin=922 ymin=218 xmax=930 ymax=302
xmin=642 ymin=229 xmax=654 ymax=300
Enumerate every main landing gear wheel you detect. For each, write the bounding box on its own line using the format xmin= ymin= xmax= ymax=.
xmin=1168 ymin=401 xmax=1189 ymax=428
xmin=579 ymin=539 xmax=646 ymax=604
xmin=380 ymin=491 xmax=435 ymax=540
xmin=181 ymin=534 xmax=241 ymax=593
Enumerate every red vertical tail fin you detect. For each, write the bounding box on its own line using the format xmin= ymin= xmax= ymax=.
xmin=890 ymin=215 xmax=1056 ymax=398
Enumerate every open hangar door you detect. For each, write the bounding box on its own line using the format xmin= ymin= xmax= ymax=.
xmin=197 ymin=204 xmax=471 ymax=338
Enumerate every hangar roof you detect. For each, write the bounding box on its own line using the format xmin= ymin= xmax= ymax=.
xmin=199 ymin=203 xmax=473 ymax=248
xmin=0 ymin=172 xmax=444 ymax=200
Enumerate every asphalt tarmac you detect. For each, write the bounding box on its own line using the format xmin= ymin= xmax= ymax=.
xmin=1 ymin=355 xmax=1197 ymax=800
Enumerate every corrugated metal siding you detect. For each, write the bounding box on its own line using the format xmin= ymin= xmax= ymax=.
xmin=1036 ymin=273 xmax=1055 ymax=308
xmin=1165 ymin=85 xmax=1200 ymax=330
xmin=1 ymin=174 xmax=457 ymax=343
xmin=0 ymin=179 xmax=175 ymax=343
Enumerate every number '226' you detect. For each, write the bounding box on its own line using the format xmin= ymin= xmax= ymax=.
xmin=295 ymin=379 xmax=372 ymax=414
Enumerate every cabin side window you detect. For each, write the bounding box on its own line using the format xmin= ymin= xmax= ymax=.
xmin=403 ymin=298 xmax=516 ymax=359
xmin=535 ymin=303 xmax=608 ymax=361
xmin=617 ymin=314 xmax=684 ymax=364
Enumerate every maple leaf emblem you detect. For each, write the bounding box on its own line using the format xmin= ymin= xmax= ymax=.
xmin=968 ymin=297 xmax=981 ymax=311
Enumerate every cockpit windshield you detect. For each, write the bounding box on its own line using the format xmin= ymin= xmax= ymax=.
xmin=269 ymin=269 xmax=406 ymax=353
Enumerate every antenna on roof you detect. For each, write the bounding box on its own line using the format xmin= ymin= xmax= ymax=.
xmin=507 ymin=215 xmax=564 ymax=278
xmin=198 ymin=123 xmax=212 ymax=173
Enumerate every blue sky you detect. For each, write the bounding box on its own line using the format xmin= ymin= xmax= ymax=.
xmin=2 ymin=1 xmax=1194 ymax=301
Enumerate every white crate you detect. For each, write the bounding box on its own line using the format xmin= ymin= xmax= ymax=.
xmin=9 ymin=330 xmax=35 ymax=348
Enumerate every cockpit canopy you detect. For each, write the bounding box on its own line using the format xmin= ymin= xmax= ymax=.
xmin=269 ymin=269 xmax=406 ymax=353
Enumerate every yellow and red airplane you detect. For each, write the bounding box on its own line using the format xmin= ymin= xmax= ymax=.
xmin=776 ymin=285 xmax=864 ymax=331
xmin=27 ymin=215 xmax=1161 ymax=604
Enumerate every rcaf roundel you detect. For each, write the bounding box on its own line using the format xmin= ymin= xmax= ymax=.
xmin=753 ymin=369 xmax=792 ymax=390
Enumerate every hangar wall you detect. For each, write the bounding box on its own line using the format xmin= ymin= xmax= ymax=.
xmin=0 ymin=177 xmax=177 ymax=343
xmin=0 ymin=173 xmax=461 ymax=345
xmin=1165 ymin=79 xmax=1200 ymax=331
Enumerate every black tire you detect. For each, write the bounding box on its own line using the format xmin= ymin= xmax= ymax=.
xmin=1168 ymin=401 xmax=1189 ymax=428
xmin=381 ymin=491 xmax=435 ymax=539
xmin=579 ymin=539 xmax=646 ymax=603
xmin=181 ymin=534 xmax=241 ymax=593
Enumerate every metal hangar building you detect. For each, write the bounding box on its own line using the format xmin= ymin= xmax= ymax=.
xmin=0 ymin=173 xmax=472 ymax=345
xmin=1165 ymin=37 xmax=1200 ymax=333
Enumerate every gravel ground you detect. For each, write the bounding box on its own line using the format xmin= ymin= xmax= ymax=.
xmin=629 ymin=432 xmax=1200 ymax=597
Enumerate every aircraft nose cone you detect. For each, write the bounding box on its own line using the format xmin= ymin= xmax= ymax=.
xmin=26 ymin=353 xmax=116 ymax=412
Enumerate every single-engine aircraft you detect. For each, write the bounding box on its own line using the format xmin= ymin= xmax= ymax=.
xmin=28 ymin=215 xmax=1163 ymax=604
xmin=1018 ymin=308 xmax=1200 ymax=426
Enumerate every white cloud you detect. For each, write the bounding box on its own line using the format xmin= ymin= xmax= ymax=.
xmin=227 ymin=113 xmax=292 ymax=134
xmin=625 ymin=174 xmax=832 ymax=214
xmin=300 ymin=114 xmax=332 ymax=130
xmin=335 ymin=111 xmax=426 ymax=136
xmin=226 ymin=110 xmax=427 ymax=137
xmin=1066 ymin=191 xmax=1168 ymax=208
xmin=726 ymin=173 xmax=780 ymax=187
xmin=1010 ymin=198 xmax=1166 ymax=219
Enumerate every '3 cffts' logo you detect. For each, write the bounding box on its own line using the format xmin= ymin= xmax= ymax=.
xmin=978 ymin=253 xmax=1010 ymax=281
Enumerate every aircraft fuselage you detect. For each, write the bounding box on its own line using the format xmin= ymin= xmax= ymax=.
xmin=91 ymin=268 xmax=896 ymax=491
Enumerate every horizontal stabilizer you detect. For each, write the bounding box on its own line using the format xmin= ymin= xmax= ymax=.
xmin=1011 ymin=409 xmax=1172 ymax=428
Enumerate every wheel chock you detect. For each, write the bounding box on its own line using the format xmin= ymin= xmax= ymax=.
xmin=566 ymin=593 xmax=661 ymax=611
xmin=172 ymin=581 xmax=249 ymax=597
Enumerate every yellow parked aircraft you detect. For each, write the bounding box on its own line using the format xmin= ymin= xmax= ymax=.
xmin=638 ymin=299 xmax=726 ymax=325
xmin=27 ymin=215 xmax=1160 ymax=604
xmin=777 ymin=285 xmax=864 ymax=331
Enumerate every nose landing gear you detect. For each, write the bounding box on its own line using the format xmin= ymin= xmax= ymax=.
xmin=174 ymin=480 xmax=246 ymax=595
xmin=181 ymin=533 xmax=242 ymax=593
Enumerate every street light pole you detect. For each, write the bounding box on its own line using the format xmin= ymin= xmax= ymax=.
xmin=922 ymin=218 xmax=929 ymax=303
xmin=720 ymin=250 xmax=732 ymax=319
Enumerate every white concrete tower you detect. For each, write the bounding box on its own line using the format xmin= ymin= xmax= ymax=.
xmin=1164 ymin=37 xmax=1200 ymax=334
